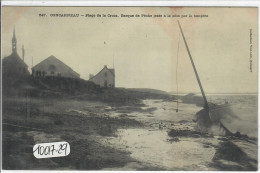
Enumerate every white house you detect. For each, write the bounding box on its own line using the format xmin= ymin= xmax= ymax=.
xmin=89 ymin=65 xmax=115 ymax=87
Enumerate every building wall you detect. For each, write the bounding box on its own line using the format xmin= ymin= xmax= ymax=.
xmin=89 ymin=66 xmax=115 ymax=87
xmin=32 ymin=56 xmax=80 ymax=78
xmin=3 ymin=63 xmax=29 ymax=77
xmin=2 ymin=54 xmax=30 ymax=78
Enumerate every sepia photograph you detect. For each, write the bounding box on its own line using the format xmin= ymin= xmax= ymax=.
xmin=1 ymin=6 xmax=258 ymax=171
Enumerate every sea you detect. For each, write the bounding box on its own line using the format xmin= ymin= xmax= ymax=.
xmin=100 ymin=94 xmax=258 ymax=170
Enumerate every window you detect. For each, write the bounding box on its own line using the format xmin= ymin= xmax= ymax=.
xmin=48 ymin=65 xmax=56 ymax=71
xmin=104 ymin=72 xmax=107 ymax=77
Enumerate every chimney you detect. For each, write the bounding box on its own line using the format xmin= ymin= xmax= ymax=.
xmin=22 ymin=45 xmax=25 ymax=61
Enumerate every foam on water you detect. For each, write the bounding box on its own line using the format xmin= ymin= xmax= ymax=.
xmin=194 ymin=95 xmax=257 ymax=138
xmin=107 ymin=128 xmax=216 ymax=170
xmin=103 ymin=95 xmax=257 ymax=170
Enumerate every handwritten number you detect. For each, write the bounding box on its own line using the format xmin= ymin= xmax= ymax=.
xmin=58 ymin=143 xmax=67 ymax=155
xmin=33 ymin=142 xmax=69 ymax=158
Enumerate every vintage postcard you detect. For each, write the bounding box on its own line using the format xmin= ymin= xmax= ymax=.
xmin=1 ymin=6 xmax=258 ymax=171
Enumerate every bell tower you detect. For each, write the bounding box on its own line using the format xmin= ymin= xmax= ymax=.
xmin=12 ymin=27 xmax=17 ymax=53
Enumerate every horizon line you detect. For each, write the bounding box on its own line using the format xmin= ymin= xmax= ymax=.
xmin=119 ymin=87 xmax=258 ymax=94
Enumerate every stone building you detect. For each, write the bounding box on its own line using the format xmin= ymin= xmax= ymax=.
xmin=2 ymin=28 xmax=30 ymax=78
xmin=89 ymin=65 xmax=115 ymax=87
xmin=32 ymin=55 xmax=80 ymax=78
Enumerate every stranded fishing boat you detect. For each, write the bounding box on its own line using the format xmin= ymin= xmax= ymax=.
xmin=177 ymin=21 xmax=234 ymax=134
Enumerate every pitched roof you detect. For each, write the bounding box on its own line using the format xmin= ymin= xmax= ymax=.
xmin=3 ymin=52 xmax=28 ymax=68
xmin=89 ymin=65 xmax=115 ymax=80
xmin=32 ymin=55 xmax=80 ymax=76
xmin=108 ymin=68 xmax=115 ymax=76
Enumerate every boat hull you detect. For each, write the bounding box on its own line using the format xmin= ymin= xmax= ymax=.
xmin=195 ymin=104 xmax=235 ymax=135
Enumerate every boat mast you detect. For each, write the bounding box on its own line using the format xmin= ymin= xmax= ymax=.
xmin=177 ymin=21 xmax=209 ymax=109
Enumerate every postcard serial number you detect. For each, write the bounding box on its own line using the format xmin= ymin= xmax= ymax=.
xmin=33 ymin=141 xmax=70 ymax=159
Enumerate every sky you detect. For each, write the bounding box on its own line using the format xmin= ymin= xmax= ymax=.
xmin=2 ymin=7 xmax=258 ymax=93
